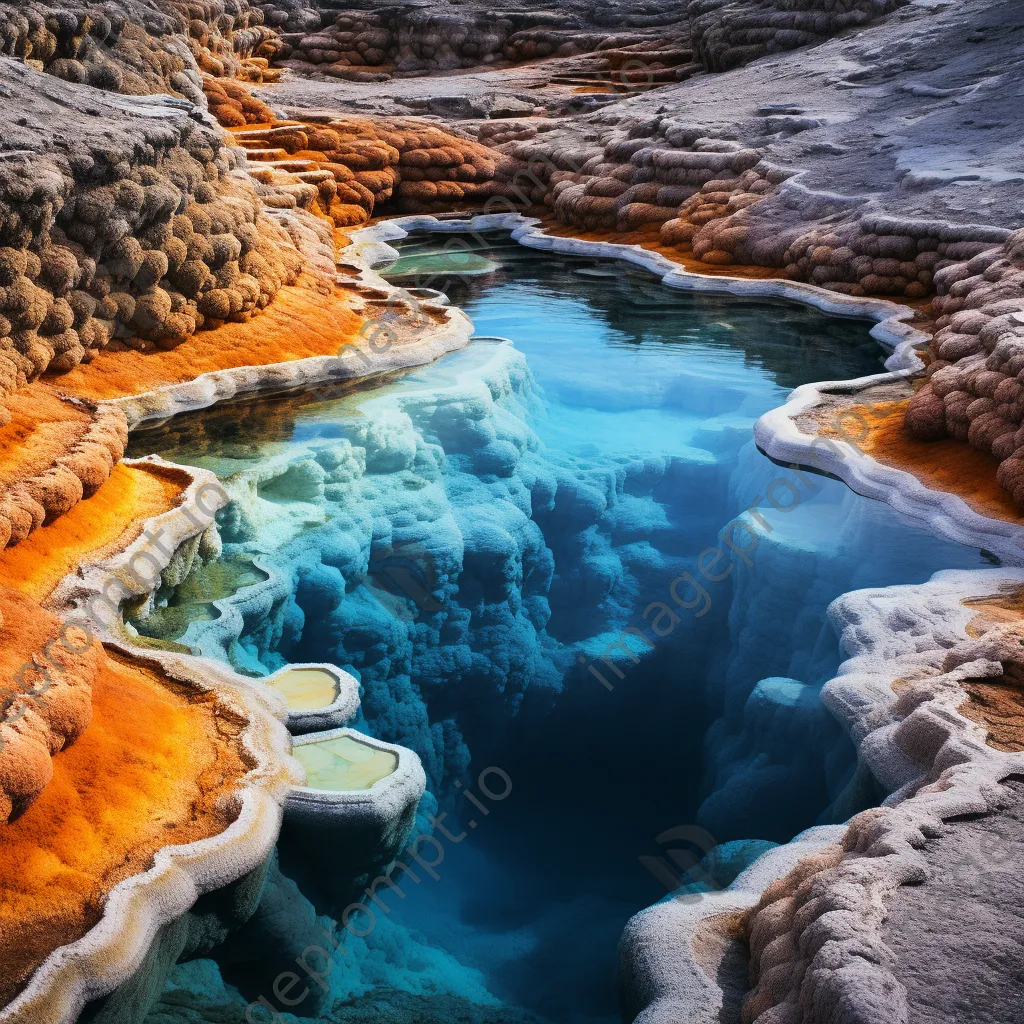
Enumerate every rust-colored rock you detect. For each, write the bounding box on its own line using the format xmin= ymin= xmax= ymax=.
xmin=0 ymin=587 xmax=101 ymax=822
xmin=228 ymin=115 xmax=504 ymax=229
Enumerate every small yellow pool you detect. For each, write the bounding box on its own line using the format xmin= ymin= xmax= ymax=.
xmin=295 ymin=735 xmax=398 ymax=791
xmin=269 ymin=668 xmax=339 ymax=711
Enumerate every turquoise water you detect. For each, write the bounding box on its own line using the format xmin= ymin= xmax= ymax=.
xmin=137 ymin=232 xmax=986 ymax=1024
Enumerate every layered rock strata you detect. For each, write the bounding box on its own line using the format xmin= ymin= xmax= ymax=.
xmin=687 ymin=0 xmax=908 ymax=71
xmin=270 ymin=0 xmax=905 ymax=83
xmin=276 ymin=1 xmax=692 ymax=81
xmin=906 ymin=231 xmax=1024 ymax=505
xmin=739 ymin=569 xmax=1024 ymax=1024
xmin=493 ymin=126 xmax=1009 ymax=301
xmin=0 ymin=0 xmax=310 ymax=95
xmin=230 ymin=115 xmax=503 ymax=225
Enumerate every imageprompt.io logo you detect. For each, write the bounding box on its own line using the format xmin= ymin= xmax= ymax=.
xmin=639 ymin=825 xmax=720 ymax=894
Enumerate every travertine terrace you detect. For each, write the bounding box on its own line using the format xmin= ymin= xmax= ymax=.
xmin=1 ymin=1 xmax=1023 ymax=1022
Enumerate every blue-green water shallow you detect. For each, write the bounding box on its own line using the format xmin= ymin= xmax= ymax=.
xmin=136 ymin=232 xmax=987 ymax=1024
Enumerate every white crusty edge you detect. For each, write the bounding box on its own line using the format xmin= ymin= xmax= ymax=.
xmin=261 ymin=663 xmax=362 ymax=734
xmin=11 ymin=211 xmax=1017 ymax=1023
xmin=352 ymin=214 xmax=1024 ymax=558
xmin=110 ymin=293 xmax=473 ymax=431
xmin=285 ymin=727 xmax=427 ymax=830
xmin=0 ymin=458 xmax=303 ymax=1024
xmin=341 ymin=213 xmax=1024 ymax=1022
xmin=620 ymin=567 xmax=1024 ymax=1023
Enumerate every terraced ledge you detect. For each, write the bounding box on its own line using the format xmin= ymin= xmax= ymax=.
xmin=280 ymin=726 xmax=426 ymax=912
xmin=169 ymin=549 xmax=288 ymax=656
xmin=285 ymin=727 xmax=426 ymax=832
xmin=755 ymin=375 xmax=1024 ymax=567
xmin=0 ymin=459 xmax=302 ymax=1024
xmin=740 ymin=568 xmax=1024 ymax=1024
xmin=261 ymin=663 xmax=361 ymax=735
xmin=127 ymin=547 xmax=361 ymax=734
xmin=619 ymin=824 xmax=846 ymax=1024
xmin=0 ymin=446 xmax=427 ymax=1022
xmin=622 ymin=566 xmax=1024 ymax=1023
xmin=105 ymin=299 xmax=474 ymax=430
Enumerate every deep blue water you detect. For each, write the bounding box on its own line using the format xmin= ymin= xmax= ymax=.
xmin=136 ymin=232 xmax=986 ymax=1024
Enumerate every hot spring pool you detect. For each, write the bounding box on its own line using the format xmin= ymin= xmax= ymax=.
xmin=136 ymin=231 xmax=987 ymax=1024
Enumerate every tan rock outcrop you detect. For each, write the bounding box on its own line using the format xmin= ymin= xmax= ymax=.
xmin=905 ymin=230 xmax=1024 ymax=505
